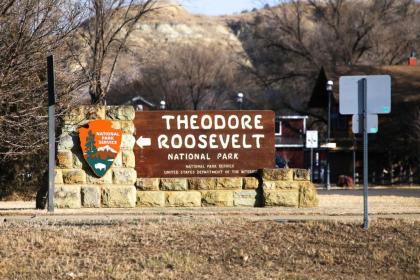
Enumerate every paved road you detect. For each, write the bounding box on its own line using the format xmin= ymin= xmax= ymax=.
xmin=0 ymin=187 xmax=419 ymax=224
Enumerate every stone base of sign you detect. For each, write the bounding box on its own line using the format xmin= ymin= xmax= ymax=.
xmin=293 ymin=169 xmax=311 ymax=181
xmin=81 ymin=185 xmax=101 ymax=208
xmin=260 ymin=168 xmax=294 ymax=181
xmin=262 ymin=180 xmax=300 ymax=190
xmin=54 ymin=185 xmax=81 ymax=209
xmin=137 ymin=191 xmax=165 ymax=207
xmin=86 ymin=171 xmax=113 ymax=185
xmin=264 ymin=189 xmax=300 ymax=207
xmin=187 ymin=177 xmax=243 ymax=190
xmin=160 ymin=178 xmax=188 ymax=191
xmin=102 ymin=185 xmax=136 ymax=208
xmin=299 ymin=181 xmax=319 ymax=208
xmin=201 ymin=190 xmax=234 ymax=207
xmin=188 ymin=178 xmax=218 ymax=190
xmin=165 ymin=191 xmax=201 ymax=207
xmin=112 ymin=168 xmax=137 ymax=185
xmin=134 ymin=169 xmax=317 ymax=208
xmin=62 ymin=169 xmax=86 ymax=184
xmin=54 ymin=106 xmax=318 ymax=209
xmin=55 ymin=172 xmax=318 ymax=208
xmin=233 ymin=190 xmax=261 ymax=207
xmin=242 ymin=177 xmax=259 ymax=189
xmin=136 ymin=178 xmax=160 ymax=191
xmin=55 ymin=170 xmax=64 ymax=184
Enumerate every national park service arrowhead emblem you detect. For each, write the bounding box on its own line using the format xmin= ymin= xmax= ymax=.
xmin=79 ymin=120 xmax=122 ymax=177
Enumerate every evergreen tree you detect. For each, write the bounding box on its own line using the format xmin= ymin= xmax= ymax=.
xmin=85 ymin=130 xmax=97 ymax=157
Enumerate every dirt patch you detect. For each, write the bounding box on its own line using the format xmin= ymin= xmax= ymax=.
xmin=0 ymin=219 xmax=418 ymax=279
xmin=0 ymin=191 xmax=35 ymax=202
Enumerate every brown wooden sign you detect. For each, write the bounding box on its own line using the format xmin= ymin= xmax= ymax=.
xmin=134 ymin=111 xmax=275 ymax=178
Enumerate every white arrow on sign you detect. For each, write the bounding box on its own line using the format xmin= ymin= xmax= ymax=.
xmin=136 ymin=136 xmax=151 ymax=149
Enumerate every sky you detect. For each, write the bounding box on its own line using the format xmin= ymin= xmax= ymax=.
xmin=178 ymin=0 xmax=277 ymax=16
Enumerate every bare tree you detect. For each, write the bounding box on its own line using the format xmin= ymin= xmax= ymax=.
xmin=243 ymin=0 xmax=419 ymax=83
xmin=0 ymin=0 xmax=83 ymax=199
xmin=108 ymin=43 xmax=237 ymax=110
xmin=68 ymin=0 xmax=157 ymax=104
xmin=0 ymin=0 xmax=82 ymax=160
xmin=238 ymin=1 xmax=317 ymax=83
xmin=306 ymin=0 xmax=418 ymax=67
xmin=373 ymin=102 xmax=420 ymax=183
xmin=235 ymin=0 xmax=419 ymax=114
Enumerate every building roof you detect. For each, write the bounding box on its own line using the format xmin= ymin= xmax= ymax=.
xmin=124 ymin=96 xmax=156 ymax=108
xmin=308 ymin=67 xmax=336 ymax=108
xmin=309 ymin=65 xmax=420 ymax=108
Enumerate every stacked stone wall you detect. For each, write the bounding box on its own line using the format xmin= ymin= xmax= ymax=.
xmin=135 ymin=170 xmax=317 ymax=208
xmin=55 ymin=106 xmax=137 ymax=208
xmin=54 ymin=106 xmax=318 ymax=209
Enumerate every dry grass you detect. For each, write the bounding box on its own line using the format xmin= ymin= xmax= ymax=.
xmin=0 ymin=219 xmax=418 ymax=279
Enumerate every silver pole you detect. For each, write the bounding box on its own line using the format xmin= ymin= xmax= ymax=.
xmin=310 ymin=148 xmax=314 ymax=182
xmin=47 ymin=54 xmax=55 ymax=213
xmin=326 ymin=84 xmax=332 ymax=190
xmin=362 ymin=78 xmax=368 ymax=229
xmin=353 ymin=137 xmax=356 ymax=184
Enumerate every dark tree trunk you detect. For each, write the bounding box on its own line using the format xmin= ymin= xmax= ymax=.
xmin=35 ymin=171 xmax=48 ymax=209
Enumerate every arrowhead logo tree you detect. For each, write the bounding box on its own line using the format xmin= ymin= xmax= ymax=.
xmin=79 ymin=120 xmax=122 ymax=177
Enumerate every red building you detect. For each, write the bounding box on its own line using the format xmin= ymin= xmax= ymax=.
xmin=275 ymin=116 xmax=308 ymax=168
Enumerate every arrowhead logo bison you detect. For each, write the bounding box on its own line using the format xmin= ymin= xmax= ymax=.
xmin=79 ymin=120 xmax=122 ymax=177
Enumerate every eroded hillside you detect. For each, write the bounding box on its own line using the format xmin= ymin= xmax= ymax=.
xmin=111 ymin=1 xmax=250 ymax=82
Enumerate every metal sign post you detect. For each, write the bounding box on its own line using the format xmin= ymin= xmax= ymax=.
xmin=47 ymin=54 xmax=56 ymax=213
xmin=306 ymin=130 xmax=318 ymax=182
xmin=362 ymin=78 xmax=368 ymax=229
xmin=339 ymin=75 xmax=391 ymax=230
xmin=310 ymin=148 xmax=313 ymax=182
